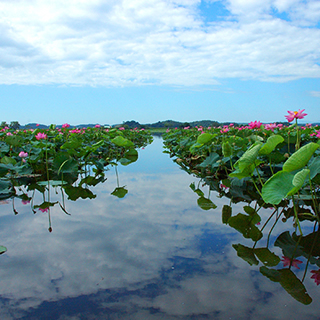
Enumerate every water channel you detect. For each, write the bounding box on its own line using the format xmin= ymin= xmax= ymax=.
xmin=0 ymin=137 xmax=319 ymax=319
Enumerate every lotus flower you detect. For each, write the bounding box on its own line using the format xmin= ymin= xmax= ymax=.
xmin=285 ymin=109 xmax=307 ymax=122
xmin=18 ymin=151 xmax=28 ymax=158
xmin=248 ymin=121 xmax=262 ymax=129
xmin=35 ymin=132 xmax=47 ymax=140
xmin=281 ymin=256 xmax=303 ymax=269
xmin=311 ymin=269 xmax=320 ymax=285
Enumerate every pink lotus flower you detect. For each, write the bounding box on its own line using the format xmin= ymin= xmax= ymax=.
xmin=248 ymin=121 xmax=262 ymax=129
xmin=70 ymin=129 xmax=81 ymax=134
xmin=220 ymin=127 xmax=229 ymax=134
xmin=35 ymin=132 xmax=47 ymax=140
xmin=6 ymin=132 xmax=13 ymax=136
xmin=21 ymin=199 xmax=30 ymax=205
xmin=265 ymin=123 xmax=277 ymax=131
xmin=62 ymin=123 xmax=70 ymax=128
xmin=311 ymin=269 xmax=320 ymax=285
xmin=18 ymin=151 xmax=28 ymax=158
xmin=95 ymin=124 xmax=101 ymax=128
xmin=281 ymin=256 xmax=303 ymax=269
xmin=39 ymin=207 xmax=49 ymax=213
xmin=285 ymin=109 xmax=307 ymax=122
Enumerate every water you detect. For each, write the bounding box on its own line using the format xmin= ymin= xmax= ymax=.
xmin=0 ymin=137 xmax=319 ymax=319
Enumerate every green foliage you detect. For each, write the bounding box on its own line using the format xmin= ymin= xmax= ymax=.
xmin=162 ymin=123 xmax=320 ymax=306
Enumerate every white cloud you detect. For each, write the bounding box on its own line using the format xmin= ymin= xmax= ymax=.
xmin=310 ymin=90 xmax=320 ymax=97
xmin=0 ymin=0 xmax=319 ymax=86
xmin=0 ymin=142 xmax=319 ymax=319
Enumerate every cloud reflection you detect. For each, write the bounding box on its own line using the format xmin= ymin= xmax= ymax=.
xmin=0 ymin=140 xmax=319 ymax=319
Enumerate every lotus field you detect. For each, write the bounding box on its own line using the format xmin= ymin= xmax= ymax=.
xmin=163 ymin=110 xmax=320 ymax=304
xmin=0 ymin=124 xmax=153 ymax=235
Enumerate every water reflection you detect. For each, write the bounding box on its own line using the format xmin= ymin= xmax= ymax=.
xmin=0 ymin=137 xmax=319 ymax=319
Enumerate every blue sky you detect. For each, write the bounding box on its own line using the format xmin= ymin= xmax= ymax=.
xmin=1 ymin=0 xmax=320 ymax=126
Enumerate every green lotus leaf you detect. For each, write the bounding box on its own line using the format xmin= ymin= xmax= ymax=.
xmin=259 ymin=135 xmax=284 ymax=155
xmin=222 ymin=205 xmax=232 ymax=224
xmin=287 ymin=169 xmax=310 ymax=197
xmin=235 ymin=142 xmax=262 ymax=171
xmin=254 ymin=248 xmax=280 ymax=267
xmin=228 ymin=213 xmax=262 ymax=241
xmin=279 ymin=269 xmax=312 ymax=305
xmin=283 ymin=142 xmax=319 ymax=172
xmin=222 ymin=141 xmax=232 ymax=157
xmin=233 ymin=244 xmax=259 ymax=266
xmin=197 ymin=196 xmax=217 ymax=210
xmin=197 ymin=133 xmax=213 ymax=145
xmin=262 ymin=171 xmax=294 ymax=205
xmin=111 ymin=186 xmax=128 ymax=198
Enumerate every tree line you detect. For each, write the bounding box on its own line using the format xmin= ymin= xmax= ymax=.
xmin=0 ymin=121 xmax=20 ymax=130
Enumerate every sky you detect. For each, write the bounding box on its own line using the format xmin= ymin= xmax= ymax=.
xmin=1 ymin=0 xmax=320 ymax=126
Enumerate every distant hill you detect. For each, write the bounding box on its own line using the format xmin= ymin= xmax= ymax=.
xmin=15 ymin=120 xmax=320 ymax=130
xmin=22 ymin=123 xmax=110 ymax=129
xmin=123 ymin=120 xmax=226 ymax=129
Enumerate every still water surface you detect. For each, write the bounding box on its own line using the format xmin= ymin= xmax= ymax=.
xmin=0 ymin=137 xmax=319 ymax=320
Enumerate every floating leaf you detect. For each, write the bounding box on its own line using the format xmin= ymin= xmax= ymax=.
xmin=80 ymin=175 xmax=106 ymax=187
xmin=193 ymin=188 xmax=204 ymax=197
xmin=111 ymin=186 xmax=128 ymax=198
xmin=260 ymin=265 xmax=313 ymax=305
xmin=197 ymin=196 xmax=217 ymax=210
xmin=228 ymin=213 xmax=262 ymax=241
xmin=282 ymin=142 xmax=319 ymax=172
xmin=233 ymin=244 xmax=259 ymax=266
xmin=64 ymin=186 xmax=96 ymax=201
xmin=260 ymin=266 xmax=281 ymax=282
xmin=222 ymin=205 xmax=232 ymax=224
xmin=254 ymin=248 xmax=280 ymax=267
xmin=279 ymin=269 xmax=312 ymax=305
